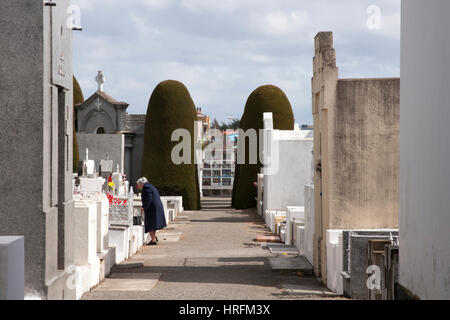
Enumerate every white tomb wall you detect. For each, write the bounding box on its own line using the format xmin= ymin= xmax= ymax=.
xmin=79 ymin=177 xmax=105 ymax=194
xmin=304 ymin=185 xmax=315 ymax=265
xmin=285 ymin=206 xmax=305 ymax=245
xmin=400 ymin=0 xmax=450 ymax=300
xmin=262 ymin=113 xmax=313 ymax=213
xmin=326 ymin=230 xmax=344 ymax=295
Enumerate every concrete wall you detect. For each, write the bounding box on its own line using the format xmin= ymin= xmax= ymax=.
xmin=77 ymin=133 xmax=125 ymax=175
xmin=399 ymin=0 xmax=450 ymax=300
xmin=331 ymin=78 xmax=400 ymax=229
xmin=126 ymin=114 xmax=145 ymax=186
xmin=129 ymin=133 xmax=144 ymax=188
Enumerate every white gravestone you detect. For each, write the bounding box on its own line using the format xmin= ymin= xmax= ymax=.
xmin=92 ymin=195 xmax=109 ymax=253
xmin=73 ymin=201 xmax=97 ymax=266
xmin=79 ymin=177 xmax=105 ymax=194
xmin=0 ymin=237 xmax=24 ymax=300
xmin=84 ymin=148 xmax=95 ymax=176
xmin=285 ymin=206 xmax=305 ymax=246
xmin=100 ymin=159 xmax=113 ymax=174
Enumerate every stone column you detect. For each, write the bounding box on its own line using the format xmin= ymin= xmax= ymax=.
xmin=0 ymin=0 xmax=74 ymax=299
xmin=311 ymin=32 xmax=338 ymax=283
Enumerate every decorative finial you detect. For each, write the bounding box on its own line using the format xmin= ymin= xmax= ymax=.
xmin=95 ymin=71 xmax=106 ymax=92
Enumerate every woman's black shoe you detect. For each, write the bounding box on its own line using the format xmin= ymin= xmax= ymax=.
xmin=147 ymin=241 xmax=157 ymax=246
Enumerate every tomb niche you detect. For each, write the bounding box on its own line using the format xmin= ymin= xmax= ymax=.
xmin=232 ymin=85 xmax=294 ymax=209
xmin=73 ymin=76 xmax=84 ymax=172
xmin=141 ymin=80 xmax=201 ymax=210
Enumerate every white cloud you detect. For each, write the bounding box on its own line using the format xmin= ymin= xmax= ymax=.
xmin=73 ymin=0 xmax=401 ymax=123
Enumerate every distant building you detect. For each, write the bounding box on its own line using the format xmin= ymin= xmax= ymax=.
xmin=201 ymin=130 xmax=237 ymax=197
xmin=196 ymin=107 xmax=211 ymax=133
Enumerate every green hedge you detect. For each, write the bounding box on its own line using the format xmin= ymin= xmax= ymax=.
xmin=142 ymin=80 xmax=201 ymax=210
xmin=232 ymin=85 xmax=294 ymax=209
xmin=73 ymin=76 xmax=84 ymax=173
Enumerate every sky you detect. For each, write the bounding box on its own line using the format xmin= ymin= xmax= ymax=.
xmin=72 ymin=0 xmax=400 ymax=125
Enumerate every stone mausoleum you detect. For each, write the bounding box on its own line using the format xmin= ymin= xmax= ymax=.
xmin=311 ymin=32 xmax=400 ymax=297
xmin=75 ymin=72 xmax=146 ymax=187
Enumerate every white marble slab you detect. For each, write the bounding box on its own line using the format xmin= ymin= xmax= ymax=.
xmin=109 ymin=225 xmax=130 ymax=264
xmin=94 ymin=273 xmax=161 ymax=292
xmin=285 ymin=206 xmax=305 ymax=245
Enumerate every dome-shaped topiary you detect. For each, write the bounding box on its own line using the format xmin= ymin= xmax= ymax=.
xmin=142 ymin=80 xmax=201 ymax=210
xmin=73 ymin=76 xmax=84 ymax=173
xmin=232 ymin=85 xmax=294 ymax=209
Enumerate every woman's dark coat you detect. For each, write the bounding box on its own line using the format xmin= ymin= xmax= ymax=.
xmin=141 ymin=182 xmax=167 ymax=232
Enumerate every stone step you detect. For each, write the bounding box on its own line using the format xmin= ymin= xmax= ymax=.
xmin=171 ymin=220 xmax=190 ymax=225
xmin=268 ymin=256 xmax=313 ymax=274
xmin=255 ymin=235 xmax=283 ymax=243
xmin=266 ymin=243 xmax=299 ymax=255
xmin=94 ymin=273 xmax=161 ymax=292
xmin=280 ymin=283 xmax=337 ymax=297
xmin=113 ymin=262 xmax=144 ymax=270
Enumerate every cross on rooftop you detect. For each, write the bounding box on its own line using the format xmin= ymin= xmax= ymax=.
xmin=95 ymin=71 xmax=106 ymax=92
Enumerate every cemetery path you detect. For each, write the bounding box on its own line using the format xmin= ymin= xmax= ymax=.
xmin=82 ymin=198 xmax=344 ymax=300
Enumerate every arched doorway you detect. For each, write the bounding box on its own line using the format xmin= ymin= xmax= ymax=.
xmin=96 ymin=127 xmax=106 ymax=134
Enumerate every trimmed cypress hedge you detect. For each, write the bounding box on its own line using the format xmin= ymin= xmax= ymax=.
xmin=142 ymin=80 xmax=201 ymax=210
xmin=73 ymin=76 xmax=84 ymax=173
xmin=232 ymin=85 xmax=294 ymax=209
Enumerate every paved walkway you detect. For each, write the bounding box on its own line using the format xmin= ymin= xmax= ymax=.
xmin=83 ymin=198 xmax=342 ymax=300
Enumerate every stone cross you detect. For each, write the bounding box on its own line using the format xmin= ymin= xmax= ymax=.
xmin=94 ymin=97 xmax=102 ymax=113
xmin=95 ymin=71 xmax=106 ymax=92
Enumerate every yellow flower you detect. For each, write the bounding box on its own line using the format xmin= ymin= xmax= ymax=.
xmin=108 ymin=182 xmax=115 ymax=187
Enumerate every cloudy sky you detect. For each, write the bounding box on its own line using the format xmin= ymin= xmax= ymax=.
xmin=72 ymin=0 xmax=400 ymax=124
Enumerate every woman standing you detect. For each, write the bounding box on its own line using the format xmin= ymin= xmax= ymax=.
xmin=136 ymin=177 xmax=167 ymax=245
